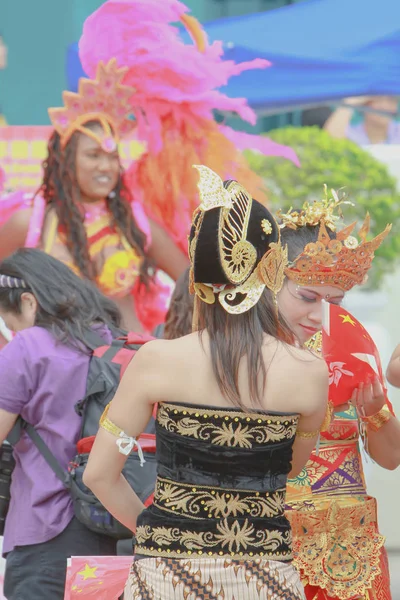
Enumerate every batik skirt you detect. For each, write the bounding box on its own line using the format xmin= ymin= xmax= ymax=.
xmin=123 ymin=556 xmax=305 ymax=599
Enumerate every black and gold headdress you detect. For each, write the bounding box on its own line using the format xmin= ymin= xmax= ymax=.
xmin=188 ymin=165 xmax=288 ymax=315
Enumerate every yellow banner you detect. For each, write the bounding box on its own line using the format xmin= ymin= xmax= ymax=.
xmin=0 ymin=126 xmax=146 ymax=192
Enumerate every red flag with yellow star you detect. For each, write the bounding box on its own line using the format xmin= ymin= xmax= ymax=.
xmin=64 ymin=556 xmax=132 ymax=599
xmin=321 ymin=302 xmax=389 ymax=407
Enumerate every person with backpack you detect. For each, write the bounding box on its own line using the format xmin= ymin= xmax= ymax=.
xmin=83 ymin=165 xmax=330 ymax=600
xmin=0 ymin=248 xmax=127 ymax=600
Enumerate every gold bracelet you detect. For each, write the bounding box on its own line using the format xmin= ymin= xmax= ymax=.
xmin=360 ymin=404 xmax=392 ymax=433
xmin=296 ymin=402 xmax=333 ymax=439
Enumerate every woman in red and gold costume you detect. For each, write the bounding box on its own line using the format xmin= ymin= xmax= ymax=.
xmin=276 ymin=193 xmax=400 ymax=599
xmin=0 ymin=0 xmax=299 ymax=336
xmin=0 ymin=60 xmax=188 ymax=333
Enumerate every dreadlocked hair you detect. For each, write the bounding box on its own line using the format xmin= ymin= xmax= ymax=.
xmin=37 ymin=121 xmax=151 ymax=285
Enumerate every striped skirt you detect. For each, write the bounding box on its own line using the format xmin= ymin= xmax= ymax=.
xmin=124 ymin=556 xmax=305 ymax=599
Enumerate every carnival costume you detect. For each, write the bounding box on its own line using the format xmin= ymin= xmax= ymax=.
xmin=99 ymin=165 xmax=305 ymax=599
xmin=0 ymin=60 xmax=164 ymax=331
xmin=280 ymin=193 xmax=393 ymax=600
xmin=78 ymin=0 xmax=299 ymax=254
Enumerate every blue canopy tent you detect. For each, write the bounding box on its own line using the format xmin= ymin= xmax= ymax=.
xmin=67 ymin=0 xmax=400 ymax=115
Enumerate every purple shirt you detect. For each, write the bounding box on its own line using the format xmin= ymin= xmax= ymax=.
xmin=347 ymin=121 xmax=400 ymax=145
xmin=0 ymin=325 xmax=112 ymax=554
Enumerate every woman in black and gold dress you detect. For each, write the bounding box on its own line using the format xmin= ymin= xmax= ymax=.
xmin=84 ymin=165 xmax=329 ymax=599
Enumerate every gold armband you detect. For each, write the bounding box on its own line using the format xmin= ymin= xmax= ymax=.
xmin=360 ymin=404 xmax=392 ymax=433
xmin=296 ymin=428 xmax=320 ymax=439
xmin=100 ymin=404 xmax=145 ymax=465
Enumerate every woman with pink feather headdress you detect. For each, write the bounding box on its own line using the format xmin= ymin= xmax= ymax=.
xmin=0 ymin=59 xmax=188 ymax=334
xmin=78 ymin=0 xmax=298 ymax=253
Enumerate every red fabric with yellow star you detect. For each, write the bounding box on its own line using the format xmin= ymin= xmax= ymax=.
xmin=64 ymin=557 xmax=131 ymax=599
xmin=321 ymin=302 xmax=393 ymax=412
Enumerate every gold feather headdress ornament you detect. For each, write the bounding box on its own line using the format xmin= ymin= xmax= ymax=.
xmin=189 ymin=165 xmax=288 ymax=314
xmin=48 ymin=59 xmax=137 ymax=151
xmin=278 ymin=186 xmax=391 ymax=290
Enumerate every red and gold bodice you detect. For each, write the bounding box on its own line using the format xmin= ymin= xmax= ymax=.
xmin=285 ymin=399 xmax=388 ymax=599
xmin=44 ymin=211 xmax=143 ymax=298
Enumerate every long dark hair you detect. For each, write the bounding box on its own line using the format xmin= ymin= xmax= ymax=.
xmin=197 ymin=289 xmax=293 ymax=409
xmin=37 ymin=121 xmax=149 ymax=283
xmin=0 ymin=249 xmax=123 ymax=350
xmin=164 ymin=269 xmax=193 ymax=340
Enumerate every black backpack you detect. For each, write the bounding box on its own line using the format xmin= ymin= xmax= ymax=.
xmin=4 ymin=332 xmax=157 ymax=539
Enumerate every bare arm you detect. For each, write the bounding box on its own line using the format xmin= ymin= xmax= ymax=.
xmin=353 ymin=378 xmax=400 ymax=470
xmin=323 ymin=107 xmax=354 ymax=139
xmin=0 ymin=409 xmax=18 ymax=444
xmin=323 ymin=96 xmax=369 ymax=139
xmin=288 ymin=357 xmax=329 ymax=478
xmin=0 ymin=208 xmax=32 ymax=259
xmin=386 ymin=344 xmax=400 ymax=387
xmin=367 ymin=417 xmax=400 ymax=470
xmin=83 ymin=341 xmax=164 ymax=532
xmin=147 ymin=219 xmax=189 ymax=281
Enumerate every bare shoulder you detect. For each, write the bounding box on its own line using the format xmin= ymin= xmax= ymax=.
xmin=274 ymin=340 xmax=328 ymax=371
xmin=124 ymin=337 xmax=191 ymax=403
xmin=287 ymin=346 xmax=329 ymax=388
xmin=0 ymin=207 xmax=33 ymax=258
xmin=134 ymin=338 xmax=170 ymax=364
xmin=133 ymin=334 xmax=201 ymax=373
xmin=284 ymin=346 xmax=328 ymax=414
xmin=133 ymin=337 xmax=183 ymax=368
xmin=4 ymin=206 xmax=33 ymax=232
xmin=269 ymin=341 xmax=328 ymax=402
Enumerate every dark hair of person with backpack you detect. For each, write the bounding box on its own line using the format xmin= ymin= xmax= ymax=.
xmin=0 ymin=248 xmax=125 ymax=600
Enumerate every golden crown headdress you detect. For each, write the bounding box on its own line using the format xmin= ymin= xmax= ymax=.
xmin=278 ymin=186 xmax=391 ymax=290
xmin=48 ymin=59 xmax=137 ymax=151
xmin=189 ymin=165 xmax=288 ymax=314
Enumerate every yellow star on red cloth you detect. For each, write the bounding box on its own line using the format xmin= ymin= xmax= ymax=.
xmin=78 ymin=564 xmax=98 ymax=581
xmin=339 ymin=314 xmax=356 ymax=326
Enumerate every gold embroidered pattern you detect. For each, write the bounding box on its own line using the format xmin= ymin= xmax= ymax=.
xmin=278 ymin=186 xmax=391 ymax=291
xmin=261 ymin=218 xmax=273 ymax=235
xmin=154 ymin=477 xmax=285 ymax=520
xmin=193 ymin=164 xmax=233 ymax=211
xmin=286 ymin=498 xmax=385 ymax=599
xmin=189 ymin=165 xmax=289 ymax=315
xmin=305 ymin=331 xmax=323 ymax=356
xmin=257 ymin=241 xmax=288 ymax=298
xmin=288 ymin=443 xmax=366 ymax=499
xmin=219 ymin=182 xmax=257 ymax=284
xmin=135 ymin=518 xmax=292 ymax=560
xmin=218 ymin=269 xmax=266 ymax=315
xmin=284 ymin=214 xmax=391 ymax=291
xmin=157 ymin=403 xmax=299 ymax=448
